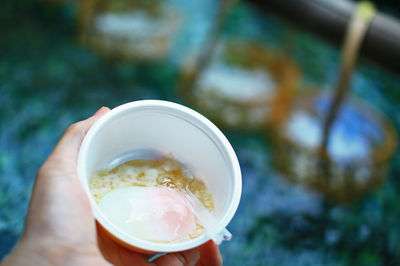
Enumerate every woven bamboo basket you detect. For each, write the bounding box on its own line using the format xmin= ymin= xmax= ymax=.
xmin=269 ymin=90 xmax=397 ymax=202
xmin=180 ymin=41 xmax=301 ymax=130
xmin=79 ymin=0 xmax=180 ymax=60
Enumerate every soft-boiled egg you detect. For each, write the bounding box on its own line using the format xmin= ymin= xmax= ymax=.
xmin=99 ymin=187 xmax=196 ymax=242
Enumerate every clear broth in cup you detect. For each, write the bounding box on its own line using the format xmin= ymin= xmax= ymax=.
xmin=90 ymin=157 xmax=214 ymax=242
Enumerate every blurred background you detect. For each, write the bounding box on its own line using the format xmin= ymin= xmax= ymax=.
xmin=1 ymin=0 xmax=400 ymax=265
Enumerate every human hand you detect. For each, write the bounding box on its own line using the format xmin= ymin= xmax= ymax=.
xmin=1 ymin=107 xmax=222 ymax=266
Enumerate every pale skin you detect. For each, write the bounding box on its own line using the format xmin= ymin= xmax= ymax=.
xmin=1 ymin=107 xmax=222 ymax=266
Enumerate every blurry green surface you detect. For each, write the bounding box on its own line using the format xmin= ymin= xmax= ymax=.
xmin=1 ymin=1 xmax=400 ymax=265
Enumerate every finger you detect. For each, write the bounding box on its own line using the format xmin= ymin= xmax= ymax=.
xmin=51 ymin=106 xmax=110 ymax=160
xmin=196 ymin=241 xmax=222 ymax=266
xmin=154 ymin=248 xmax=200 ymax=266
xmin=97 ymin=224 xmax=153 ymax=266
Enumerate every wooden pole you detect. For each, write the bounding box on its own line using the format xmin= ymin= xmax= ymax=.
xmin=248 ymin=0 xmax=400 ymax=73
xmin=184 ymin=0 xmax=239 ymax=91
xmin=320 ymin=2 xmax=376 ymax=154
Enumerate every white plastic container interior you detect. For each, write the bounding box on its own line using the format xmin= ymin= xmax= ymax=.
xmin=77 ymin=100 xmax=242 ymax=253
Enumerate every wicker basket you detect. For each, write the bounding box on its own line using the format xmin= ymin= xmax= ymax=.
xmin=79 ymin=0 xmax=180 ymax=60
xmin=180 ymin=41 xmax=301 ymax=130
xmin=269 ymin=90 xmax=397 ymax=202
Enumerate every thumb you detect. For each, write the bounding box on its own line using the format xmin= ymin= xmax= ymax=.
xmin=50 ymin=107 xmax=110 ymax=161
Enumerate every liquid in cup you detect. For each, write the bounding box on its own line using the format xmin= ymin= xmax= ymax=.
xmin=90 ymin=157 xmax=214 ymax=243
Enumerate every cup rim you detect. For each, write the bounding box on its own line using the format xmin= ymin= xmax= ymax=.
xmin=77 ymin=100 xmax=242 ymax=253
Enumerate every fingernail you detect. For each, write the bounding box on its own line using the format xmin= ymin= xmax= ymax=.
xmin=93 ymin=107 xmax=108 ymax=116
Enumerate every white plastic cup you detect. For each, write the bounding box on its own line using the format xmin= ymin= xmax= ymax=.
xmin=77 ymin=100 xmax=242 ymax=253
